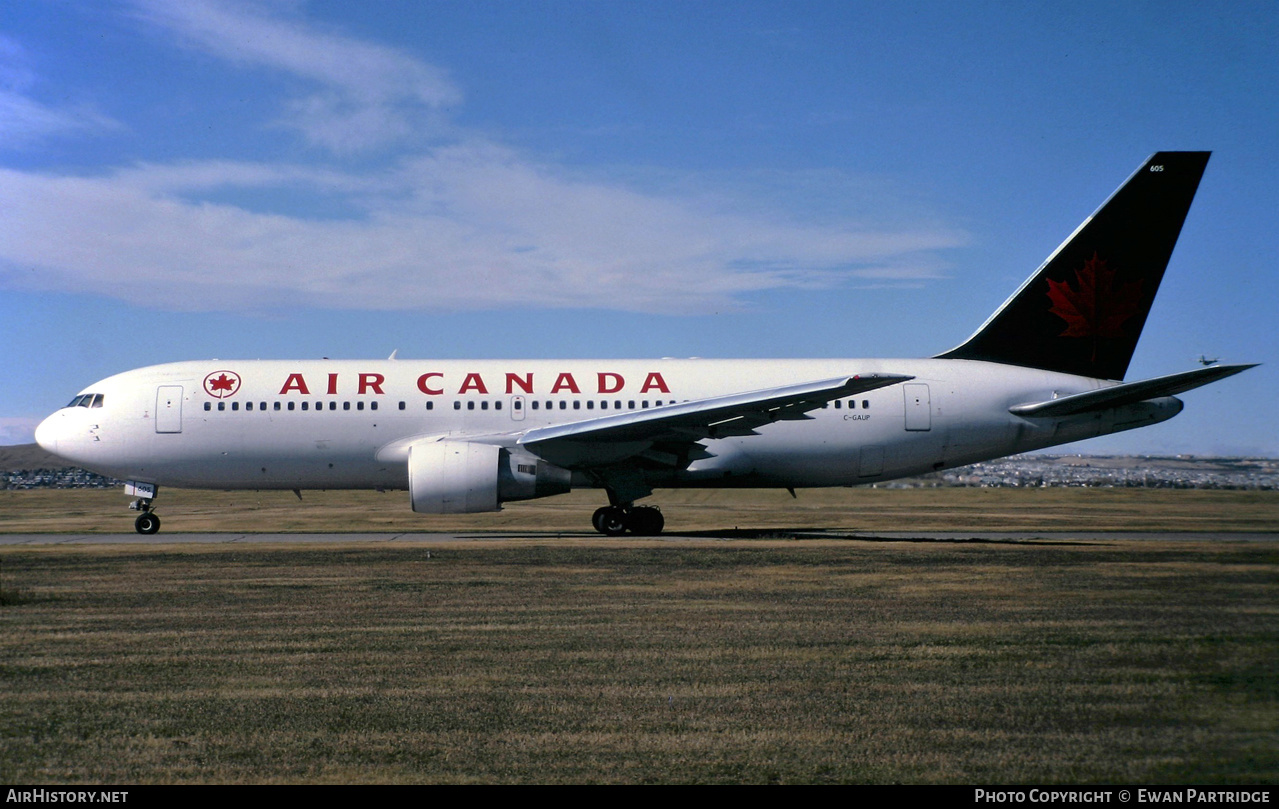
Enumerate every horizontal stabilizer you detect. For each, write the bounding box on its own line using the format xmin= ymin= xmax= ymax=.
xmin=1009 ymin=363 xmax=1257 ymax=418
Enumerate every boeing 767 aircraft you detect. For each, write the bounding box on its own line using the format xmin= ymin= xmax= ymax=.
xmin=35 ymin=152 xmax=1254 ymax=535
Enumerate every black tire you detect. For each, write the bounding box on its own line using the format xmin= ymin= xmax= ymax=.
xmin=599 ymin=507 xmax=628 ymax=537
xmin=591 ymin=506 xmax=611 ymax=534
xmin=135 ymin=512 xmax=161 ymax=535
xmin=628 ymin=506 xmax=665 ymax=536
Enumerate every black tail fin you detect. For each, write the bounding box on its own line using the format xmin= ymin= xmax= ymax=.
xmin=937 ymin=152 xmax=1210 ymax=380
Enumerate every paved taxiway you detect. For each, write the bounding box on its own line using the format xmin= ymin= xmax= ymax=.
xmin=1 ymin=531 xmax=1275 ymax=544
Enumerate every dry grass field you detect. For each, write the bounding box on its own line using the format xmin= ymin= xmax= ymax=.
xmin=1 ymin=488 xmax=1276 ymax=783
xmin=2 ymin=486 xmax=1277 ymax=534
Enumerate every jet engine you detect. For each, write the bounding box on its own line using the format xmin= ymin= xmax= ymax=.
xmin=408 ymin=439 xmax=571 ymax=514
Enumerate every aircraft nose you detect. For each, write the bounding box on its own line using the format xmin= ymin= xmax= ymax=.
xmin=34 ymin=413 xmax=61 ymax=455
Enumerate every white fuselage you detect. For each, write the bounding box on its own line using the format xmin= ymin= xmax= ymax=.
xmin=34 ymin=357 xmax=1182 ymax=495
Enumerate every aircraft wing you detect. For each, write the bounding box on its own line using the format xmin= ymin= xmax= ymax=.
xmin=1009 ymin=363 xmax=1257 ymax=418
xmin=518 ymin=373 xmax=913 ymax=468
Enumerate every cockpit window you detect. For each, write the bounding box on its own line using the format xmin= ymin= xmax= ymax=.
xmin=65 ymin=393 xmax=104 ymax=408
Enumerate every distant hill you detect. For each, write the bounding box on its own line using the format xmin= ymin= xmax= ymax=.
xmin=0 ymin=444 xmax=68 ymax=471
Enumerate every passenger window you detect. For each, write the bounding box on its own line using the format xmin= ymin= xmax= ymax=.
xmin=370 ymin=401 xmax=376 ymax=411
xmin=274 ymin=402 xmax=281 ymax=411
xmin=399 ymin=401 xmax=406 ymax=410
xmin=232 ymin=402 xmax=239 ymax=411
xmin=467 ymin=401 xmax=475 ymax=410
xmin=218 ymin=402 xmax=226 ymax=411
xmin=358 ymin=402 xmax=365 ymax=411
xmin=481 ymin=401 xmax=489 ymax=411
xmin=287 ymin=402 xmax=295 ymax=411
xmin=573 ymin=401 xmax=581 ymax=410
xmin=204 ymin=402 xmax=211 ymax=411
xmin=246 ymin=402 xmax=253 ymax=411
xmin=302 ymin=402 xmax=309 ymax=411
xmin=834 ymin=401 xmax=841 ymax=409
xmin=863 ymin=400 xmax=869 ymax=409
xmin=454 ymin=401 xmax=461 ymax=410
xmin=531 ymin=401 xmax=538 ymax=410
xmin=514 ymin=400 xmax=521 ymax=410
xmin=343 ymin=402 xmax=351 ymax=411
xmin=559 ymin=401 xmax=566 ymax=410
xmin=587 ymin=401 xmax=594 ymax=410
xmin=426 ymin=401 xmax=433 ymax=411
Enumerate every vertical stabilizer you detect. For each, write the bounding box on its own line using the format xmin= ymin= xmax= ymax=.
xmin=937 ymin=152 xmax=1210 ymax=380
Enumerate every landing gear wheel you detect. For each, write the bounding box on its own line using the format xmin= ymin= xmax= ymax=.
xmin=592 ymin=506 xmax=611 ymax=534
xmin=591 ymin=505 xmax=664 ymax=536
xmin=628 ymin=506 xmax=665 ymax=536
xmin=134 ymin=512 xmax=161 ymax=535
xmin=596 ymin=506 xmax=629 ymax=537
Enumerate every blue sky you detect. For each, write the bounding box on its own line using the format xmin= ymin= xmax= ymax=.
xmin=2 ymin=1 xmax=1275 ymax=456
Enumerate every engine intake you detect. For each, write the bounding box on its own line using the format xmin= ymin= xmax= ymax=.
xmin=408 ymin=439 xmax=571 ymax=514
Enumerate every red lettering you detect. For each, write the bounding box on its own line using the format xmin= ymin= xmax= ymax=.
xmin=459 ymin=373 xmax=488 ymax=394
xmin=551 ymin=372 xmax=580 ymax=394
xmin=280 ymin=373 xmax=310 ymax=395
xmin=505 ymin=372 xmax=534 ymax=394
xmin=327 ymin=373 xmax=338 ymax=395
xmin=358 ymin=373 xmax=385 ymax=395
xmin=417 ymin=373 xmax=443 ymax=395
xmin=597 ymin=372 xmax=624 ymax=394
xmin=640 ymin=372 xmax=670 ymax=393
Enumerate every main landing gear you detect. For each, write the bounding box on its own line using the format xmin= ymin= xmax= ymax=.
xmin=129 ymin=498 xmax=160 ymax=535
xmin=591 ymin=504 xmax=664 ymax=536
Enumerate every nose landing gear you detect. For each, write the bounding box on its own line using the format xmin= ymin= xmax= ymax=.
xmin=129 ymin=497 xmax=160 ymax=534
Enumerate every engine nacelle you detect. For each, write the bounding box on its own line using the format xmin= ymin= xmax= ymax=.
xmin=408 ymin=439 xmax=571 ymax=514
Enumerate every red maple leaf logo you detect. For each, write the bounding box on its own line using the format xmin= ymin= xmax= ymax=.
xmin=203 ymin=371 xmax=240 ymax=398
xmin=1046 ymin=254 xmax=1143 ymax=359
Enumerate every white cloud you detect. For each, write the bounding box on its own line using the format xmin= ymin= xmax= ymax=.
xmin=0 ymin=35 xmax=121 ymax=145
xmin=0 ymin=145 xmax=965 ymax=314
xmin=0 ymin=418 xmax=39 ymax=445
xmin=126 ymin=0 xmax=460 ymax=152
xmin=0 ymin=3 xmax=966 ymax=314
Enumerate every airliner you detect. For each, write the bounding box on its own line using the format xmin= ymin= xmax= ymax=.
xmin=35 ymin=152 xmax=1255 ymax=535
